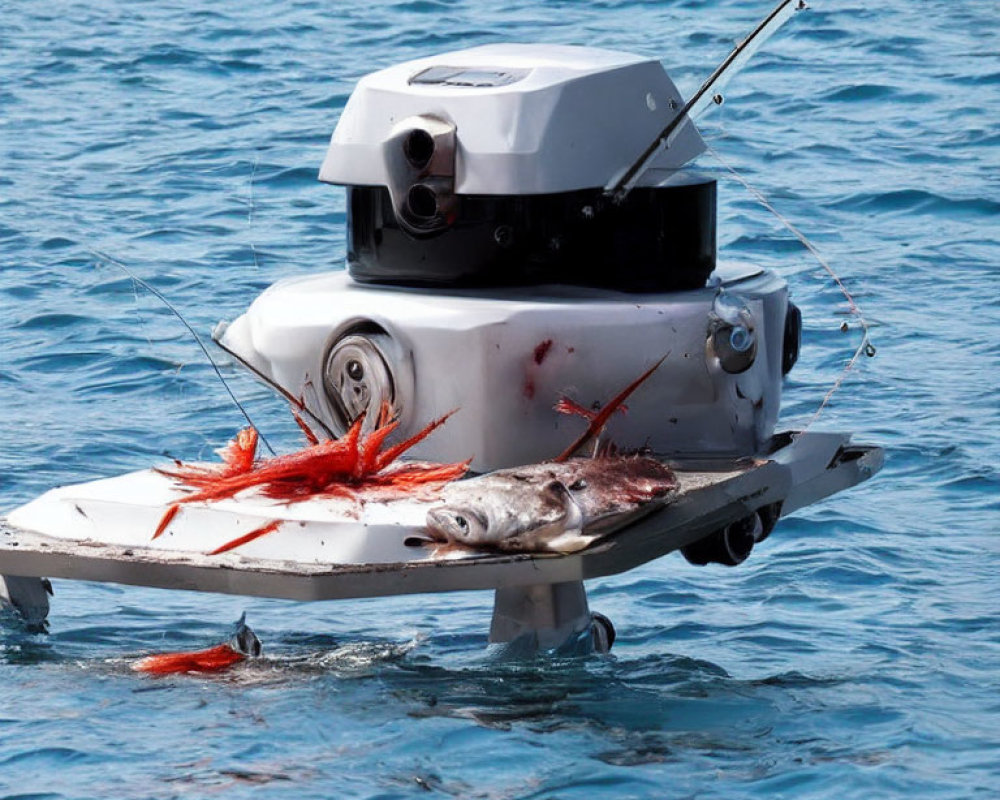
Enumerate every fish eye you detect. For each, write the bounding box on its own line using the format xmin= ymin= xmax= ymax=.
xmin=454 ymin=515 xmax=468 ymax=530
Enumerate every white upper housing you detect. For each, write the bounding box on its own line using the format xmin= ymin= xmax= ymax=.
xmin=319 ymin=43 xmax=706 ymax=195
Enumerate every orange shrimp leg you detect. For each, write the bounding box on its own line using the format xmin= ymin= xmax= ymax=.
xmin=374 ymin=410 xmax=458 ymax=471
xmin=554 ymin=354 xmax=667 ymax=462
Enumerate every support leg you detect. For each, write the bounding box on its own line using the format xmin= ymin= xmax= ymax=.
xmin=489 ymin=581 xmax=614 ymax=655
xmin=0 ymin=575 xmax=52 ymax=631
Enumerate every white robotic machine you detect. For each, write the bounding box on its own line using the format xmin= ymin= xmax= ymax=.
xmin=1 ymin=3 xmax=883 ymax=652
xmin=219 ymin=44 xmax=790 ymax=468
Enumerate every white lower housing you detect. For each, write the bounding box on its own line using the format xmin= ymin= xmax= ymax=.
xmin=217 ymin=263 xmax=789 ymax=472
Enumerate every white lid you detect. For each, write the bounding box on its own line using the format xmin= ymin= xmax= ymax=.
xmin=319 ymin=43 xmax=705 ymax=195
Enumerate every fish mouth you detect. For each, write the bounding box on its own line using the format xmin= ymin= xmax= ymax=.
xmin=403 ymin=509 xmax=453 ymax=548
xmin=404 ymin=531 xmax=444 ymax=548
xmin=424 ymin=507 xmax=468 ymax=544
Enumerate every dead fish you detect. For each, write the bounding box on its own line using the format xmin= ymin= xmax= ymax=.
xmin=553 ymin=455 xmax=680 ymax=534
xmin=426 ymin=476 xmax=585 ymax=554
xmin=424 ymin=456 xmax=678 ymax=554
xmin=132 ymin=613 xmax=262 ymax=676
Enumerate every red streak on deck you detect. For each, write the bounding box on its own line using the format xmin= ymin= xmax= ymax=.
xmin=209 ymin=519 xmax=282 ymax=555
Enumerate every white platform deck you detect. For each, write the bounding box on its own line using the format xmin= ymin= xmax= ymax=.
xmin=0 ymin=432 xmax=882 ymax=601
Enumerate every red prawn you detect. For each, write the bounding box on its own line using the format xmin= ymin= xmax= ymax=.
xmin=157 ymin=427 xmax=259 ymax=489
xmin=154 ymin=408 xmax=467 ymax=547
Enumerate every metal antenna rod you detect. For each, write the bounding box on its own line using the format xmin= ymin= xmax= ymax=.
xmin=607 ymin=0 xmax=807 ymax=199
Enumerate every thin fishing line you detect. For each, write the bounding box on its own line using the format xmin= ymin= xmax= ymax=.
xmin=248 ymin=153 xmax=260 ymax=270
xmin=705 ymin=143 xmax=875 ymax=428
xmin=91 ymin=249 xmax=277 ymax=456
xmin=128 ymin=273 xmax=154 ymax=349
xmin=248 ymin=154 xmax=258 ymax=225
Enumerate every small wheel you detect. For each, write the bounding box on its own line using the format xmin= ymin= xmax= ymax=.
xmin=0 ymin=575 xmax=52 ymax=631
xmin=681 ymin=512 xmax=764 ymax=567
xmin=590 ymin=612 xmax=616 ymax=653
xmin=755 ymin=501 xmax=782 ymax=543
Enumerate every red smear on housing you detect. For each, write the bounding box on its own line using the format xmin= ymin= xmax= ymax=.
xmin=133 ymin=644 xmax=246 ymax=676
xmin=533 ymin=339 xmax=554 ymax=365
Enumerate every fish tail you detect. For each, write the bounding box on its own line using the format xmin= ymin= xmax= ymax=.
xmin=220 ymin=426 xmax=260 ymax=470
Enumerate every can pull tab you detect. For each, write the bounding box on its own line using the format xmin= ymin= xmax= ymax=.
xmin=323 ymin=332 xmax=397 ymax=435
xmin=382 ymin=114 xmax=458 ymax=236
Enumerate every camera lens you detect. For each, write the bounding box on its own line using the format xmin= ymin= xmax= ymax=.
xmin=406 ymin=183 xmax=438 ymax=219
xmin=403 ymin=128 xmax=435 ymax=169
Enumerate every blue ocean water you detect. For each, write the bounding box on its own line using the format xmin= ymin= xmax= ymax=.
xmin=1 ymin=0 xmax=998 ymax=797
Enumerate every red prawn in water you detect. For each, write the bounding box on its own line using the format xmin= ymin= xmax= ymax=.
xmin=132 ymin=644 xmax=247 ymax=675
